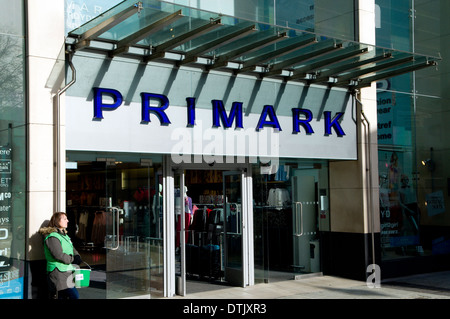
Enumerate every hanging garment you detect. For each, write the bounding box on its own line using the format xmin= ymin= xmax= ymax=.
xmin=176 ymin=208 xmax=192 ymax=247
xmin=76 ymin=211 xmax=89 ymax=242
xmin=274 ymin=165 xmax=290 ymax=181
xmin=91 ymin=211 xmax=106 ymax=246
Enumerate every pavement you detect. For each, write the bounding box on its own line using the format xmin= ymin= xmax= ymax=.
xmin=73 ymin=271 xmax=449 ymax=319
xmin=171 ymin=270 xmax=450 ymax=299
xmin=75 ymin=270 xmax=450 ymax=318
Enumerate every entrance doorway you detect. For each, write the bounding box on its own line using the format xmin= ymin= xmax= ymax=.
xmin=65 ymin=155 xmax=326 ymax=297
xmin=173 ymin=166 xmax=252 ymax=296
xmin=253 ymin=161 xmax=328 ymax=283
xmin=66 ymin=155 xmax=164 ymax=299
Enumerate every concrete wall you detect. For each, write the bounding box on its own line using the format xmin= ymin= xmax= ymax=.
xmin=329 ymin=0 xmax=380 ymax=235
xmin=26 ymin=0 xmax=66 ymax=261
xmin=324 ymin=1 xmax=381 ymax=280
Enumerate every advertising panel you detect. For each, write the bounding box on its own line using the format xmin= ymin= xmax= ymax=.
xmin=0 ymin=145 xmax=22 ymax=299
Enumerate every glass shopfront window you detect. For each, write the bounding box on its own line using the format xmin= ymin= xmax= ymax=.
xmin=375 ymin=0 xmax=412 ymax=52
xmin=0 ymin=0 xmax=26 ymax=299
xmin=66 ymin=152 xmax=164 ymax=298
xmin=376 ymin=0 xmax=449 ymax=262
xmin=415 ymin=93 xmax=450 ymax=258
xmin=65 ymin=0 xmax=122 ymax=33
xmin=413 ymin=0 xmax=449 ymax=258
xmin=378 ymin=146 xmax=422 ymax=257
xmin=375 ymin=0 xmax=417 ymax=261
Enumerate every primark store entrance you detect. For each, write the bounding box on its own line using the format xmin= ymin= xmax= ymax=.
xmin=65 ymin=152 xmax=328 ymax=298
xmin=60 ymin=0 xmax=439 ymax=298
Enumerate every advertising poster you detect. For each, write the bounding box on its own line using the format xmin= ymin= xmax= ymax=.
xmin=0 ymin=145 xmax=23 ymax=299
xmin=379 ymin=150 xmax=420 ymax=249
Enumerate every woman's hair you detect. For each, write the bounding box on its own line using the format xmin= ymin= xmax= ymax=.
xmin=48 ymin=212 xmax=66 ymax=228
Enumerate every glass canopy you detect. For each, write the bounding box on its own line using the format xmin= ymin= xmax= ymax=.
xmin=66 ymin=0 xmax=440 ymax=89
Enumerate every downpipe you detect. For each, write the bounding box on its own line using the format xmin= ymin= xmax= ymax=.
xmin=353 ymin=90 xmax=376 ymax=274
xmin=54 ymin=52 xmax=76 ymax=212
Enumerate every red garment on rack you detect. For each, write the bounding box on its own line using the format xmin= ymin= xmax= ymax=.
xmin=176 ymin=210 xmax=192 ymax=247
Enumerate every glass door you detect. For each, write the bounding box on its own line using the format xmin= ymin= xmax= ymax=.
xmin=291 ymin=169 xmax=320 ymax=276
xmin=66 ymin=157 xmax=163 ymax=299
xmin=223 ymin=171 xmax=245 ymax=287
xmin=104 ymin=161 xmax=154 ymax=299
xmin=174 ymin=170 xmax=186 ymax=296
xmin=170 ymin=166 xmax=249 ymax=294
xmin=252 ymin=161 xmax=326 ymax=284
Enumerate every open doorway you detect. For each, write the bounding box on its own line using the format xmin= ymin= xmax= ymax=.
xmin=174 ymin=168 xmax=249 ymax=295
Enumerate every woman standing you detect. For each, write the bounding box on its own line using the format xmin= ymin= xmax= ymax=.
xmin=40 ymin=212 xmax=82 ymax=299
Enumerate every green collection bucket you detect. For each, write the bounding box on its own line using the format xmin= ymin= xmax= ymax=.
xmin=74 ymin=262 xmax=91 ymax=288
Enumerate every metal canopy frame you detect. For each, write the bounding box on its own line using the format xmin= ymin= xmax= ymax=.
xmin=261 ymin=39 xmax=343 ymax=78
xmin=178 ymin=23 xmax=256 ymax=66
xmin=236 ymin=33 xmax=317 ymax=74
xmin=207 ymin=30 xmax=288 ymax=70
xmin=288 ymin=45 xmax=369 ymax=81
xmin=73 ymin=2 xmax=140 ymax=50
xmin=111 ymin=9 xmax=184 ymax=57
xmin=66 ymin=0 xmax=440 ymax=90
xmin=142 ymin=17 xmax=222 ymax=62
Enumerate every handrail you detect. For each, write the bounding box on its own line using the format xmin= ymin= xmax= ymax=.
xmin=293 ymin=201 xmax=304 ymax=237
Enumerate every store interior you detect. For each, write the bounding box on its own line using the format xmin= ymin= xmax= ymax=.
xmin=65 ymin=159 xmax=323 ymax=297
xmin=66 ymin=160 xmax=164 ymax=298
xmin=176 ymin=169 xmax=240 ymax=292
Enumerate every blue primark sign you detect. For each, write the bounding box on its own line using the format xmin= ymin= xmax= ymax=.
xmin=93 ymin=87 xmax=346 ymax=137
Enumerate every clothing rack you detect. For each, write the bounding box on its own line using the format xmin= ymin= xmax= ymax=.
xmin=185 ymin=204 xmax=224 ymax=280
xmin=67 ymin=206 xmax=107 ymax=248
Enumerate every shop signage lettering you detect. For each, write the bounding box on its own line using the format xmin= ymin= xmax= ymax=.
xmin=93 ymin=87 xmax=346 ymax=137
